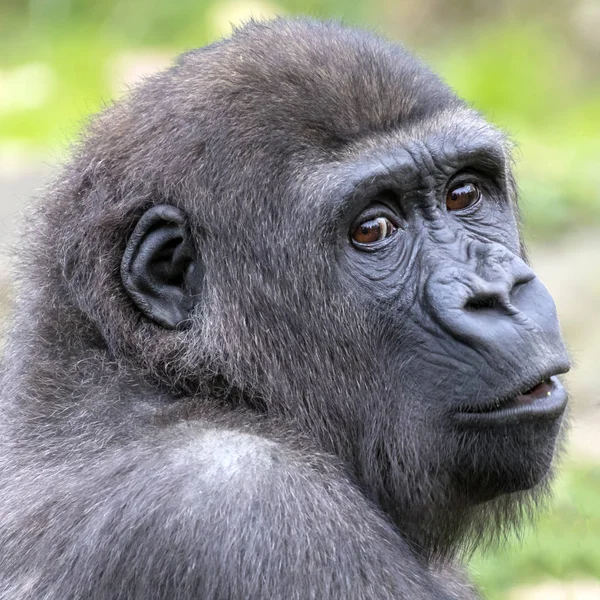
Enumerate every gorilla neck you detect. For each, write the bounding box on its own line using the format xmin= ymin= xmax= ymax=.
xmin=375 ymin=458 xmax=555 ymax=562
xmin=357 ymin=425 xmax=559 ymax=562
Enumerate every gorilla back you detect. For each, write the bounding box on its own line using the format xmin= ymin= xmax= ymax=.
xmin=0 ymin=19 xmax=569 ymax=600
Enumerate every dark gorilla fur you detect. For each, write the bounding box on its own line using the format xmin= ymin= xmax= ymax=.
xmin=0 ymin=18 xmax=569 ymax=599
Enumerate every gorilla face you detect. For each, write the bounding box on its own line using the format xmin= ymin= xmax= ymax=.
xmin=330 ymin=122 xmax=570 ymax=504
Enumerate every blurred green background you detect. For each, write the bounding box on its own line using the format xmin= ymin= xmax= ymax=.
xmin=0 ymin=1 xmax=599 ymax=598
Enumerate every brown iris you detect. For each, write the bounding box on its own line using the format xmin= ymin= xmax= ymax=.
xmin=446 ymin=182 xmax=481 ymax=211
xmin=352 ymin=217 xmax=397 ymax=245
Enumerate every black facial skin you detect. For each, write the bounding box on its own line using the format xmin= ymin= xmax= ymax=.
xmin=0 ymin=19 xmax=569 ymax=599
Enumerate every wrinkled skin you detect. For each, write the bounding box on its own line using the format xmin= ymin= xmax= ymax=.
xmin=0 ymin=19 xmax=569 ymax=600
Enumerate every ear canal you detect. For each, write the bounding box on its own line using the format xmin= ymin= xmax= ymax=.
xmin=121 ymin=205 xmax=203 ymax=329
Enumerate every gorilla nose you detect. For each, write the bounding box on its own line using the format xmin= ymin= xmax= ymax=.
xmin=425 ymin=265 xmax=568 ymax=363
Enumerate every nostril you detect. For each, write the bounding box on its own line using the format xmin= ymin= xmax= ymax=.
xmin=464 ymin=294 xmax=500 ymax=311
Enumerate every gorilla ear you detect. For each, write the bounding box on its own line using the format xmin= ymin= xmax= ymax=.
xmin=121 ymin=205 xmax=203 ymax=329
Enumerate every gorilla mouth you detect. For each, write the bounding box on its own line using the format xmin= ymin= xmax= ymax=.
xmin=456 ymin=375 xmax=568 ymax=426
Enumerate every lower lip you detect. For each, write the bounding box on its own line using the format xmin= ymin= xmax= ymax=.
xmin=454 ymin=376 xmax=568 ymax=426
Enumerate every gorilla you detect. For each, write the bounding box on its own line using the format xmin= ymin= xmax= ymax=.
xmin=0 ymin=18 xmax=570 ymax=599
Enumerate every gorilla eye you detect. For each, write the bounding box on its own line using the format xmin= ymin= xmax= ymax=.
xmin=446 ymin=182 xmax=481 ymax=211
xmin=352 ymin=217 xmax=397 ymax=245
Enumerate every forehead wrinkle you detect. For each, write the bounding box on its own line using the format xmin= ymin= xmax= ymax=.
xmin=311 ymin=149 xmax=420 ymax=225
xmin=289 ymin=106 xmax=513 ymax=238
xmin=350 ymin=107 xmax=509 ymax=161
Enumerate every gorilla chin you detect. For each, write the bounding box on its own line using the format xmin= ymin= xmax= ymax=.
xmin=0 ymin=18 xmax=570 ymax=600
xmin=448 ymin=376 xmax=568 ymax=505
xmin=461 ymin=418 xmax=564 ymax=498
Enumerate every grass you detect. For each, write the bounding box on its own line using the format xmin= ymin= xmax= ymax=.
xmin=471 ymin=463 xmax=600 ymax=599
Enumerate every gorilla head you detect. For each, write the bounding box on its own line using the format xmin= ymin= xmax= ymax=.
xmin=0 ymin=18 xmax=569 ymax=598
